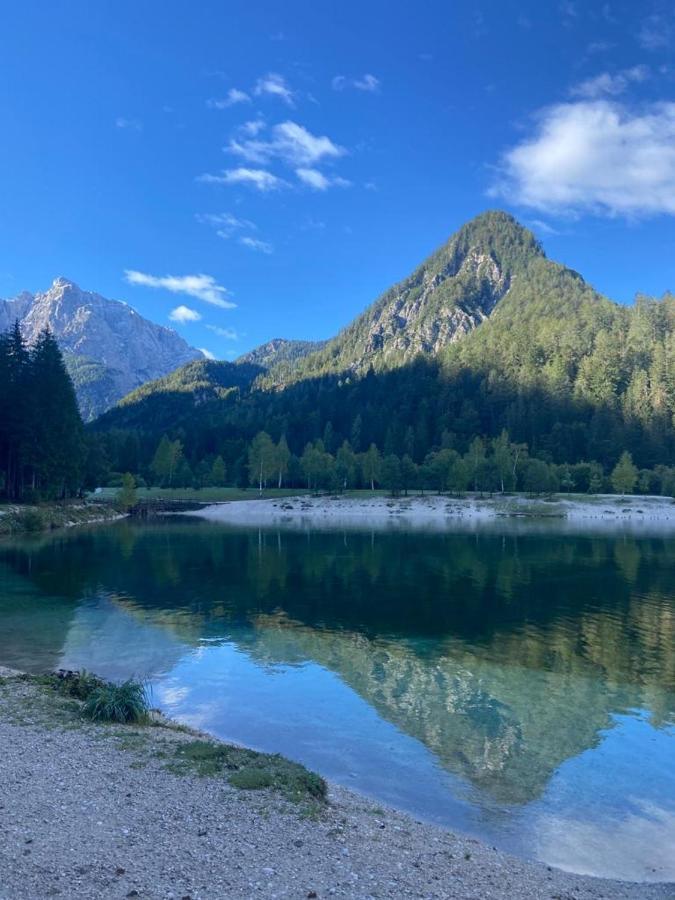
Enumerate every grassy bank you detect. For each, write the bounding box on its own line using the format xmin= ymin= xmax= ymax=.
xmin=0 ymin=671 xmax=326 ymax=811
xmin=0 ymin=501 xmax=122 ymax=536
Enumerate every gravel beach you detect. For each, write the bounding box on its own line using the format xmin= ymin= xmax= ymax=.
xmin=0 ymin=673 xmax=672 ymax=900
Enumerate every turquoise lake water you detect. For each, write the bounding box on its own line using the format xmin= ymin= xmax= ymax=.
xmin=1 ymin=518 xmax=673 ymax=882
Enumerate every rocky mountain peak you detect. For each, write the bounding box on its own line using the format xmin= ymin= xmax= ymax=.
xmin=51 ymin=275 xmax=76 ymax=290
xmin=276 ymin=211 xmax=543 ymax=381
xmin=0 ymin=278 xmax=202 ymax=420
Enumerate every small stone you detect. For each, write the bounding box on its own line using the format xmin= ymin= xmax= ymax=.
xmin=116 ymin=868 xmax=126 ymax=876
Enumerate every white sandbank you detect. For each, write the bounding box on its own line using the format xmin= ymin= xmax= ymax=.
xmin=187 ymin=492 xmax=675 ymax=533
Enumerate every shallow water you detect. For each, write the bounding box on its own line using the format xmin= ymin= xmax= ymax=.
xmin=1 ymin=519 xmax=674 ymax=881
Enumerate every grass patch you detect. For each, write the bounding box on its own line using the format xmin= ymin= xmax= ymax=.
xmin=168 ymin=739 xmax=327 ymax=805
xmin=82 ymin=679 xmax=150 ymax=724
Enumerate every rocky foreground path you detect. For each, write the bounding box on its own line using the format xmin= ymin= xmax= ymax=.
xmin=0 ymin=674 xmax=672 ymax=900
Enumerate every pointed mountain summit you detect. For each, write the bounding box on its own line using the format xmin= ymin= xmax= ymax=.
xmin=0 ymin=278 xmax=203 ymax=419
xmin=268 ymin=211 xmax=552 ymax=383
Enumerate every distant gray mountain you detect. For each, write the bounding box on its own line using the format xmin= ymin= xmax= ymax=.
xmin=0 ymin=277 xmax=203 ymax=420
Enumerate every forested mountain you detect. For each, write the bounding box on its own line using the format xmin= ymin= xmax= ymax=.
xmin=262 ymin=211 xmax=549 ymax=384
xmin=0 ymin=277 xmax=203 ymax=420
xmin=94 ymin=211 xmax=675 ymax=490
xmin=236 ymin=338 xmax=326 ymax=374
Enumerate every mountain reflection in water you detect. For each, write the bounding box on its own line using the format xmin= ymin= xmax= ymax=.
xmin=0 ymin=519 xmax=673 ymax=881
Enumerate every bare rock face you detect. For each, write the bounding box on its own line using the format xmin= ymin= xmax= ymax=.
xmin=271 ymin=210 xmax=543 ymax=384
xmin=361 ymin=248 xmax=511 ymax=360
xmin=0 ymin=277 xmax=202 ymax=420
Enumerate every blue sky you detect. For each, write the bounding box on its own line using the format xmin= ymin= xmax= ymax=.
xmin=2 ymin=0 xmax=675 ymax=358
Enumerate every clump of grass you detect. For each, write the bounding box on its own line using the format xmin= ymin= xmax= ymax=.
xmin=169 ymin=739 xmax=327 ymax=804
xmin=82 ymin=679 xmax=150 ymax=724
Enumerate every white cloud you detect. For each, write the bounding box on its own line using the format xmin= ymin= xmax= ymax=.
xmin=570 ymin=65 xmax=649 ymax=98
xmin=124 ymin=271 xmax=235 ymax=308
xmin=169 ymin=305 xmax=202 ymax=323
xmin=332 ymin=74 xmax=380 ymax=92
xmin=254 ymin=73 xmax=294 ymax=106
xmin=490 ymin=99 xmax=675 ymax=217
xmin=199 ymin=348 xmax=216 ymax=360
xmin=227 ymin=120 xmax=345 ymax=167
xmin=197 ymin=167 xmax=286 ymax=191
xmin=115 ymin=116 xmax=142 ymax=131
xmin=239 ymin=236 xmax=273 ymax=253
xmin=206 ymin=324 xmax=239 ymax=340
xmin=207 ymin=88 xmax=250 ymax=109
xmin=295 ymin=168 xmax=351 ymax=190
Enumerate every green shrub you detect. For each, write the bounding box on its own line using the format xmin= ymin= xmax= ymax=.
xmin=16 ymin=509 xmax=45 ymax=532
xmin=82 ymin=679 xmax=150 ymax=724
xmin=53 ymin=669 xmax=105 ymax=700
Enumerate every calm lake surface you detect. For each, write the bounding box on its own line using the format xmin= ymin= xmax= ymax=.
xmin=1 ymin=518 xmax=674 ymax=882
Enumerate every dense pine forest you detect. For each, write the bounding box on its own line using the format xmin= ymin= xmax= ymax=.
xmin=0 ymin=324 xmax=86 ymax=501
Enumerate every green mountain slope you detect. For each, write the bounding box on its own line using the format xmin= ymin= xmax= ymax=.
xmin=263 ymin=211 xmax=551 ymax=383
xmin=236 ymin=338 xmax=327 ymax=373
xmin=95 ymin=211 xmax=675 ymax=472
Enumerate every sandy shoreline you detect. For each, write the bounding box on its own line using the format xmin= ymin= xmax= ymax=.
xmin=0 ymin=672 xmax=671 ymax=900
xmin=187 ymin=492 xmax=675 ymax=533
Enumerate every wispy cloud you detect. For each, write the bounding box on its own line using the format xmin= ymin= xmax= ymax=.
xmin=570 ymin=65 xmax=649 ymax=98
xmin=207 ymin=88 xmax=251 ymax=109
xmin=196 ymin=212 xmax=256 ymax=237
xmin=527 ymin=219 xmax=561 ymax=236
xmin=197 ymin=167 xmax=286 ymax=192
xmin=490 ymin=99 xmax=675 ymax=217
xmin=331 ymin=73 xmax=380 ymax=92
xmin=239 ymin=236 xmax=273 ymax=253
xmin=295 ymin=168 xmax=351 ymax=190
xmin=197 ymin=211 xmax=273 ymax=250
xmin=239 ymin=118 xmax=266 ymax=136
xmin=199 ymin=348 xmax=216 ymax=360
xmin=206 ymin=324 xmax=239 ymax=340
xmin=639 ymin=14 xmax=671 ymax=50
xmin=227 ymin=120 xmax=345 ymax=167
xmin=115 ymin=116 xmax=142 ymax=131
xmin=124 ymin=271 xmax=235 ymax=308
xmin=169 ymin=305 xmax=202 ymax=323
xmin=254 ymin=73 xmax=294 ymax=106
